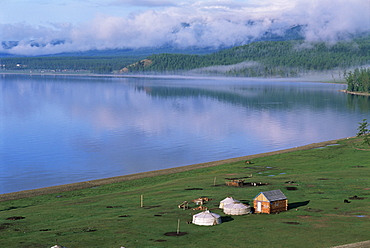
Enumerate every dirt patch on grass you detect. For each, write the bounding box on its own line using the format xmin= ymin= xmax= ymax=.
xmin=297 ymin=215 xmax=311 ymax=218
xmin=152 ymin=239 xmax=167 ymax=242
xmin=286 ymin=187 xmax=298 ymax=191
xmin=118 ymin=215 xmax=130 ymax=218
xmin=304 ymin=208 xmax=323 ymax=212
xmin=349 ymin=195 xmax=366 ymax=200
xmin=0 ymin=138 xmax=348 ymax=202
xmin=143 ymin=205 xmax=161 ymax=209
xmin=6 ymin=216 xmax=25 ymax=220
xmin=164 ymin=232 xmax=188 ymax=236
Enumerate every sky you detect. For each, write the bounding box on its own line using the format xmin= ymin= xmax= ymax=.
xmin=1 ymin=0 xmax=369 ymax=55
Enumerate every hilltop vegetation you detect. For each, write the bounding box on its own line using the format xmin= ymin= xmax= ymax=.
xmin=1 ymin=36 xmax=369 ymax=77
xmin=0 ymin=55 xmax=145 ymax=74
xmin=345 ymin=68 xmax=370 ymax=93
xmin=124 ymin=36 xmax=370 ymax=77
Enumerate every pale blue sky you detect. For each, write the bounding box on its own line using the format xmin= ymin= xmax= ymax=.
xmin=1 ymin=0 xmax=369 ymax=55
xmin=2 ymin=0 xmax=252 ymax=25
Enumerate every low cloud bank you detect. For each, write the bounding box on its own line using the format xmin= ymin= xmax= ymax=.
xmin=1 ymin=0 xmax=369 ymax=55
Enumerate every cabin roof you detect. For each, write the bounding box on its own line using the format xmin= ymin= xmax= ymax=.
xmin=255 ymin=189 xmax=287 ymax=202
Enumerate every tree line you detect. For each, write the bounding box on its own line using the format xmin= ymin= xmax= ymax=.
xmin=126 ymin=36 xmax=370 ymax=77
xmin=0 ymin=55 xmax=145 ymax=74
xmin=345 ymin=68 xmax=370 ymax=93
xmin=1 ymin=36 xmax=369 ymax=76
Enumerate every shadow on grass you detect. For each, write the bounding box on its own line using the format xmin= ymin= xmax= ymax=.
xmin=221 ymin=216 xmax=234 ymax=223
xmin=0 ymin=206 xmax=30 ymax=212
xmin=288 ymin=200 xmax=310 ymax=210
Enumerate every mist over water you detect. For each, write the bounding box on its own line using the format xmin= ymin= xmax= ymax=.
xmin=1 ymin=74 xmax=369 ymax=194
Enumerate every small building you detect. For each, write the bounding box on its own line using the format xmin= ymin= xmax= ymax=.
xmin=223 ymin=202 xmax=251 ymax=215
xmin=219 ymin=196 xmax=239 ymax=209
xmin=253 ymin=189 xmax=288 ymax=214
xmin=192 ymin=210 xmax=222 ymax=226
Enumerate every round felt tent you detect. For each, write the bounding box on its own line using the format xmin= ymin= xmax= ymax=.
xmin=192 ymin=210 xmax=222 ymax=226
xmin=219 ymin=196 xmax=239 ymax=209
xmin=223 ymin=202 xmax=251 ymax=215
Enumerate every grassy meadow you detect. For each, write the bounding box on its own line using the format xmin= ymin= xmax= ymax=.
xmin=0 ymin=137 xmax=369 ymax=248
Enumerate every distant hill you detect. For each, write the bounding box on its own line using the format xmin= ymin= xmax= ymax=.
xmin=1 ymin=34 xmax=369 ymax=77
xmin=122 ymin=35 xmax=370 ymax=77
xmin=0 ymin=24 xmax=305 ymax=58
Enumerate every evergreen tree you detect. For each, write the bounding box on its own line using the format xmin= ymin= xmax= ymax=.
xmin=357 ymin=119 xmax=370 ymax=146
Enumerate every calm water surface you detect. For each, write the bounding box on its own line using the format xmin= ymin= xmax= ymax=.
xmin=1 ymin=74 xmax=369 ymax=194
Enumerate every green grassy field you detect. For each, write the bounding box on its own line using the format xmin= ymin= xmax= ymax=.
xmin=0 ymin=138 xmax=369 ymax=248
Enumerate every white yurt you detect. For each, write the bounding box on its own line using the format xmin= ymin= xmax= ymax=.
xmin=223 ymin=202 xmax=251 ymax=215
xmin=219 ymin=196 xmax=239 ymax=209
xmin=192 ymin=210 xmax=222 ymax=226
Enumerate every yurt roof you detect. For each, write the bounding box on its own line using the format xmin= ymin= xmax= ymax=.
xmin=223 ymin=202 xmax=249 ymax=209
xmin=193 ymin=210 xmax=221 ymax=219
xmin=220 ymin=197 xmax=239 ymax=203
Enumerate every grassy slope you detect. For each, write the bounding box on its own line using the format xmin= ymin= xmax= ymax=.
xmin=0 ymin=138 xmax=369 ymax=248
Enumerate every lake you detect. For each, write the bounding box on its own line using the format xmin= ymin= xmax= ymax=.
xmin=1 ymin=74 xmax=369 ymax=194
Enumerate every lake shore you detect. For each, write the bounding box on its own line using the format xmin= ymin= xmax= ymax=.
xmin=0 ymin=137 xmax=347 ymax=202
xmin=339 ymin=89 xmax=370 ymax=96
xmin=0 ymin=70 xmax=346 ymax=84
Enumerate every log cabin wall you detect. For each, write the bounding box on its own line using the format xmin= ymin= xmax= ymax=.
xmin=269 ymin=199 xmax=288 ymax=213
xmin=253 ymin=199 xmax=288 ymax=214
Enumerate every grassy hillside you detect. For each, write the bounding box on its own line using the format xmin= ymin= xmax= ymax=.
xmin=0 ymin=137 xmax=369 ymax=247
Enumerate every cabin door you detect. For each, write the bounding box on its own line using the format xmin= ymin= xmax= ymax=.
xmin=257 ymin=201 xmax=262 ymax=212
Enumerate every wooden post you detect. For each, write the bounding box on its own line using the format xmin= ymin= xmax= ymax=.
xmin=177 ymin=219 xmax=180 ymax=234
xmin=140 ymin=195 xmax=143 ymax=208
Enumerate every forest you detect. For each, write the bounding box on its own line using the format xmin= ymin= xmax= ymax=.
xmin=1 ymin=35 xmax=369 ymax=77
xmin=126 ymin=36 xmax=370 ymax=77
xmin=0 ymin=55 xmax=145 ymax=74
xmin=345 ymin=68 xmax=370 ymax=93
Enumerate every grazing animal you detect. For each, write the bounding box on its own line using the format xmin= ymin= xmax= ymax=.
xmin=344 ymin=199 xmax=351 ymax=203
xmin=245 ymin=160 xmax=252 ymax=164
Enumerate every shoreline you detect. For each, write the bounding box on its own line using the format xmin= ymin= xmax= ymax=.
xmin=0 ymin=138 xmax=347 ymax=202
xmin=1 ymin=71 xmax=346 ymax=84
xmin=339 ymin=89 xmax=370 ymax=96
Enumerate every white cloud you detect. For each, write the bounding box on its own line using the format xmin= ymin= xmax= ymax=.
xmin=1 ymin=0 xmax=369 ymax=55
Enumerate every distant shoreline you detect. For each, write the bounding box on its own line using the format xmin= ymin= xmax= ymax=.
xmin=0 ymin=71 xmax=346 ymax=84
xmin=339 ymin=89 xmax=370 ymax=96
xmin=0 ymin=137 xmax=349 ymax=202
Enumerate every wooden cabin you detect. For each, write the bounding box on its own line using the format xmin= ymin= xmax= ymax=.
xmin=253 ymin=189 xmax=288 ymax=214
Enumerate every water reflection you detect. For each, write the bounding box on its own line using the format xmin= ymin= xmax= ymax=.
xmin=1 ymin=74 xmax=369 ymax=194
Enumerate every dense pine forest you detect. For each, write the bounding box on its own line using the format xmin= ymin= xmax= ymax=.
xmin=345 ymin=68 xmax=370 ymax=93
xmin=1 ymin=36 xmax=369 ymax=77
xmin=0 ymin=55 xmax=145 ymax=74
xmin=126 ymin=36 xmax=370 ymax=77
